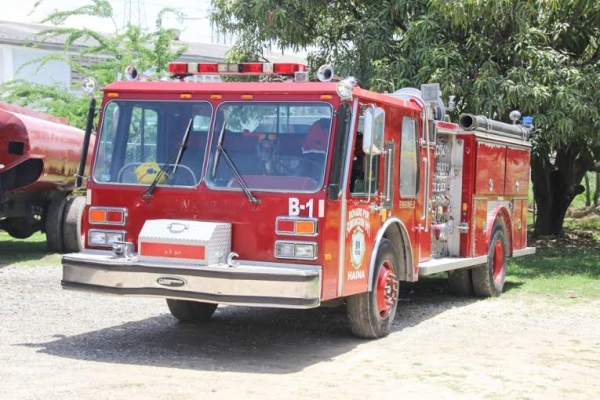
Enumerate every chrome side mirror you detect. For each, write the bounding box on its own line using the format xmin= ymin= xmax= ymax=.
xmin=362 ymin=106 xmax=385 ymax=155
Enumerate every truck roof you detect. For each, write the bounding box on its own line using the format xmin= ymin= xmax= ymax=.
xmin=102 ymin=81 xmax=422 ymax=112
xmin=103 ymin=81 xmax=342 ymax=95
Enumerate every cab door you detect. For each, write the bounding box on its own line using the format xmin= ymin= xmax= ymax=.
xmin=397 ymin=116 xmax=422 ymax=263
xmin=341 ymin=105 xmax=385 ymax=296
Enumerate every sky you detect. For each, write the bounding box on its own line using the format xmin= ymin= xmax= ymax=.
xmin=3 ymin=0 xmax=229 ymax=44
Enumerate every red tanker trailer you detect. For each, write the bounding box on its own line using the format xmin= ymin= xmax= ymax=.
xmin=0 ymin=102 xmax=93 ymax=252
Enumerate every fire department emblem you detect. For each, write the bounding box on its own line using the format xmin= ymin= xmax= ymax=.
xmin=351 ymin=227 xmax=366 ymax=268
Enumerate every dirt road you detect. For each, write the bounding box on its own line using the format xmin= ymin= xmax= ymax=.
xmin=1 ymin=265 xmax=599 ymax=399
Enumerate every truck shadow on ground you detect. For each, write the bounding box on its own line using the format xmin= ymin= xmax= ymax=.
xmin=0 ymin=234 xmax=56 ymax=268
xmin=22 ymin=280 xmax=484 ymax=374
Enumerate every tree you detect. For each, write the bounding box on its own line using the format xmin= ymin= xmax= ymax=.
xmin=0 ymin=0 xmax=187 ymax=129
xmin=211 ymin=0 xmax=600 ymax=236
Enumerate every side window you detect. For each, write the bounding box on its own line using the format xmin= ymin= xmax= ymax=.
xmin=95 ymin=102 xmax=119 ymax=182
xmin=350 ymin=107 xmax=381 ymax=196
xmin=400 ymin=117 xmax=418 ymax=197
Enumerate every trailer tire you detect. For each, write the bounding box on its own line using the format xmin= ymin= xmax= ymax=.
xmin=62 ymin=196 xmax=86 ymax=253
xmin=472 ymin=221 xmax=507 ymax=297
xmin=166 ymin=299 xmax=218 ymax=323
xmin=46 ymin=197 xmax=67 ymax=252
xmin=347 ymin=239 xmax=399 ymax=339
xmin=447 ymin=269 xmax=474 ymax=296
xmin=2 ymin=217 xmax=40 ymax=239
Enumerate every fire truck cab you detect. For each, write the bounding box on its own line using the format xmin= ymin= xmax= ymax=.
xmin=62 ymin=63 xmax=535 ymax=338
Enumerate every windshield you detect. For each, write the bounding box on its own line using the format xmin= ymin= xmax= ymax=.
xmin=93 ymin=100 xmax=212 ymax=186
xmin=206 ymin=102 xmax=333 ymax=192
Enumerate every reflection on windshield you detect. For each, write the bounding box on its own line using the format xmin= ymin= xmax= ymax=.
xmin=206 ymin=102 xmax=333 ymax=192
xmin=93 ymin=100 xmax=212 ymax=186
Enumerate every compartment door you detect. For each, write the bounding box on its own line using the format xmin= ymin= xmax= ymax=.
xmin=475 ymin=141 xmax=506 ymax=195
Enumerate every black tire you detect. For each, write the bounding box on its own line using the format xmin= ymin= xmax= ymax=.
xmin=2 ymin=217 xmax=39 ymax=239
xmin=472 ymin=220 xmax=508 ymax=297
xmin=46 ymin=197 xmax=67 ymax=252
xmin=347 ymin=239 xmax=400 ymax=339
xmin=62 ymin=196 xmax=86 ymax=253
xmin=447 ymin=269 xmax=474 ymax=296
xmin=166 ymin=299 xmax=218 ymax=323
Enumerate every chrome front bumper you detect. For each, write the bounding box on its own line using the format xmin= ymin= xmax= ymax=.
xmin=62 ymin=250 xmax=322 ymax=308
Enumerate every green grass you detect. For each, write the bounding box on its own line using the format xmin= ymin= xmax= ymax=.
xmin=0 ymin=232 xmax=61 ymax=267
xmin=571 ymin=172 xmax=598 ymax=210
xmin=506 ymin=216 xmax=600 ymax=299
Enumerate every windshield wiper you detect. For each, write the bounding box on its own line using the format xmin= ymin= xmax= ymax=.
xmin=142 ymin=118 xmax=193 ymax=199
xmin=212 ymin=122 xmax=260 ymax=204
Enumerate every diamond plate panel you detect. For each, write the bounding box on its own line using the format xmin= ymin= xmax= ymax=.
xmin=138 ymin=219 xmax=231 ymax=265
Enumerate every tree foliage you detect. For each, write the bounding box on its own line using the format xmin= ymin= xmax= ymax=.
xmin=212 ymin=0 xmax=600 ymax=235
xmin=0 ymin=0 xmax=187 ymax=128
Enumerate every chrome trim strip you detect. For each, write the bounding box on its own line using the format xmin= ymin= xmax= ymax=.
xmin=474 ymin=134 xmax=531 ymax=148
xmin=418 ymin=255 xmax=488 ymax=275
xmin=513 ymin=247 xmax=536 ymax=257
xmin=337 ymin=98 xmax=359 ymax=297
xmin=62 ymin=282 xmax=319 ymax=308
xmin=62 ymin=251 xmax=321 ymax=309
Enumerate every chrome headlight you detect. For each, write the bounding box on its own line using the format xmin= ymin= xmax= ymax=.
xmin=275 ymin=241 xmax=317 ymax=260
xmin=88 ymin=229 xmax=125 ymax=247
xmin=294 ymin=243 xmax=315 ymax=259
xmin=275 ymin=242 xmax=295 ymax=258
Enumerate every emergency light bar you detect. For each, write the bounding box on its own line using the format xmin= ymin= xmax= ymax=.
xmin=168 ymin=62 xmax=307 ymax=76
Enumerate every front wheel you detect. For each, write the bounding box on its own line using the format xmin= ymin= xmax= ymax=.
xmin=62 ymin=196 xmax=86 ymax=253
xmin=46 ymin=197 xmax=67 ymax=252
xmin=471 ymin=220 xmax=508 ymax=297
xmin=166 ymin=299 xmax=218 ymax=323
xmin=347 ymin=239 xmax=400 ymax=339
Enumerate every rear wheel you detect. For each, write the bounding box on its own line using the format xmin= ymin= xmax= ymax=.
xmin=472 ymin=220 xmax=508 ymax=297
xmin=46 ymin=197 xmax=67 ymax=252
xmin=347 ymin=239 xmax=400 ymax=339
xmin=62 ymin=196 xmax=86 ymax=253
xmin=447 ymin=269 xmax=474 ymax=296
xmin=166 ymin=299 xmax=218 ymax=323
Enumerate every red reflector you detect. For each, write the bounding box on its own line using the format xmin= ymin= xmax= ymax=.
xmin=168 ymin=63 xmax=188 ymax=74
xmin=106 ymin=210 xmax=124 ymax=224
xmin=277 ymin=219 xmax=295 ymax=233
xmin=141 ymin=243 xmax=206 ymax=259
xmin=199 ymin=63 xmax=218 ymax=73
xmin=273 ymin=63 xmax=306 ymax=74
xmin=241 ymin=63 xmax=263 ymax=73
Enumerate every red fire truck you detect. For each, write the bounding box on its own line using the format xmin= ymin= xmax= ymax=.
xmin=62 ymin=63 xmax=535 ymax=338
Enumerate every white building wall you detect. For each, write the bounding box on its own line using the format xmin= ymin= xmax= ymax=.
xmin=11 ymin=46 xmax=71 ymax=88
xmin=1 ymin=44 xmax=13 ymax=82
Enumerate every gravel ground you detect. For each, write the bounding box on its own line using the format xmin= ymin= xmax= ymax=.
xmin=1 ymin=264 xmax=599 ymax=400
